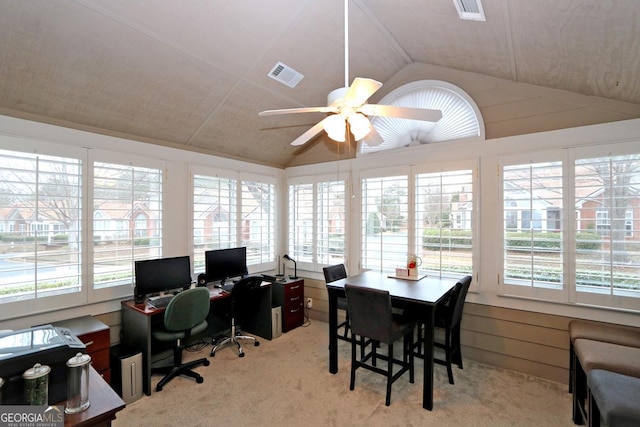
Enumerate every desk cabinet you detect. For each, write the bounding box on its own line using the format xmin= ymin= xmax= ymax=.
xmin=273 ymin=279 xmax=304 ymax=332
xmin=52 ymin=316 xmax=111 ymax=384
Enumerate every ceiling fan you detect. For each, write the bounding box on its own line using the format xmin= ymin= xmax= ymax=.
xmin=259 ymin=0 xmax=443 ymax=147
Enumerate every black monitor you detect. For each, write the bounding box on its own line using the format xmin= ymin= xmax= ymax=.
xmin=134 ymin=256 xmax=192 ymax=300
xmin=204 ymin=247 xmax=247 ymax=284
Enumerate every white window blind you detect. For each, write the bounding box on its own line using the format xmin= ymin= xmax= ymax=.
xmin=241 ymin=180 xmax=276 ymax=266
xmin=0 ymin=150 xmax=82 ymax=304
xmin=317 ymin=180 xmax=346 ymax=265
xmin=192 ymin=174 xmax=237 ymax=271
xmin=361 ymin=175 xmax=408 ymax=272
xmin=288 ymin=183 xmax=314 ymax=264
xmin=502 ymin=161 xmax=564 ymax=292
xmin=93 ymin=162 xmax=162 ymax=289
xmin=575 ymin=154 xmax=640 ymax=303
xmin=416 ymin=169 xmax=474 ymax=278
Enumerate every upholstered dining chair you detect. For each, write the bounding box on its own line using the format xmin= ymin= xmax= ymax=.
xmin=323 ymin=264 xmax=350 ymax=340
xmin=345 ymin=284 xmax=416 ymax=406
xmin=414 ymin=275 xmax=472 ymax=385
xmin=151 ymin=287 xmax=211 ymax=392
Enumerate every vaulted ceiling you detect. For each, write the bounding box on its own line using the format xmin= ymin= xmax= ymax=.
xmin=1 ymin=0 xmax=639 ymax=168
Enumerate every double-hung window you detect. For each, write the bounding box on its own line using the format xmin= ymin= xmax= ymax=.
xmin=92 ymin=156 xmax=163 ymax=300
xmin=241 ymin=177 xmax=276 ymax=268
xmin=360 ymin=164 xmax=476 ymax=280
xmin=0 ymin=146 xmax=83 ymax=317
xmin=192 ymin=168 xmax=276 ymax=273
xmin=574 ymin=145 xmax=640 ymax=310
xmin=415 ymin=167 xmax=475 ymax=279
xmin=288 ymin=176 xmax=346 ymax=271
xmin=361 ymin=170 xmax=409 ymax=271
xmin=500 ymin=152 xmax=564 ymax=299
xmin=500 ymin=143 xmax=640 ymax=310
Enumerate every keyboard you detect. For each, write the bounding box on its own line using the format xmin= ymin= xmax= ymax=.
xmin=148 ymin=295 xmax=174 ymax=308
xmin=221 ymin=283 xmax=234 ymax=292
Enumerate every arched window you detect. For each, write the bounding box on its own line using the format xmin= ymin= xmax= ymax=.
xmin=360 ymin=80 xmax=484 ymax=154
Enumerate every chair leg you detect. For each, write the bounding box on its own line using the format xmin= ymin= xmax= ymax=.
xmin=154 ymin=349 xmax=210 ymax=392
xmin=452 ymin=324 xmax=463 ymax=369
xmin=416 ymin=322 xmax=423 ymax=356
xmin=343 ymin=311 xmax=350 ymax=339
xmin=350 ymin=335 xmax=357 ymax=391
xmin=385 ymin=343 xmax=394 ymax=406
xmin=445 ymin=331 xmax=455 ymax=385
xmin=405 ymin=334 xmax=414 ymax=384
xmin=211 ymin=318 xmax=259 ymax=357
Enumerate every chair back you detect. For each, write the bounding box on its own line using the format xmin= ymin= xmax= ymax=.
xmin=447 ymin=275 xmax=472 ymax=329
xmin=230 ymin=276 xmax=264 ymax=322
xmin=164 ymin=287 xmax=210 ymax=332
xmin=345 ymin=284 xmax=395 ymax=343
xmin=323 ymin=264 xmax=347 ymax=283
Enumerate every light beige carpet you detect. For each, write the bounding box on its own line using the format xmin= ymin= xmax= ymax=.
xmin=113 ymin=319 xmax=574 ymax=427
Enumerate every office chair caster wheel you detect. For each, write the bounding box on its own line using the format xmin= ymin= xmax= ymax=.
xmin=239 ymin=352 xmax=245 ymax=357
xmin=204 ymin=359 xmax=211 ymax=366
xmin=156 ymin=385 xmax=163 ymax=392
xmin=197 ymin=376 xmax=204 ymax=384
xmin=255 ymin=341 xmax=260 ymax=347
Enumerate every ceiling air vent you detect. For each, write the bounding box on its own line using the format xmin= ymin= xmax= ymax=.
xmin=267 ymin=61 xmax=304 ymax=88
xmin=453 ymin=0 xmax=486 ymax=22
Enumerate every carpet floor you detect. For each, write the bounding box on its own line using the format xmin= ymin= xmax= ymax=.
xmin=113 ymin=318 xmax=574 ymax=427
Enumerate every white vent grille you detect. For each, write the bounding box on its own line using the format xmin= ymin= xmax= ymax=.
xmin=453 ymin=0 xmax=486 ymax=21
xmin=267 ymin=61 xmax=304 ymax=88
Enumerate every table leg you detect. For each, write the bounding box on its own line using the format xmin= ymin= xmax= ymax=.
xmin=423 ymin=305 xmax=435 ymax=410
xmin=328 ymin=288 xmax=338 ymax=374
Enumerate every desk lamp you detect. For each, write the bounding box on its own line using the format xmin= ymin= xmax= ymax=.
xmin=283 ymin=254 xmax=298 ymax=279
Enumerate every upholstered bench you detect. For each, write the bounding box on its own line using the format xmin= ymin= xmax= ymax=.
xmin=572 ymin=339 xmax=640 ymax=425
xmin=568 ymin=320 xmax=640 ymax=393
xmin=588 ymin=369 xmax=640 ymax=427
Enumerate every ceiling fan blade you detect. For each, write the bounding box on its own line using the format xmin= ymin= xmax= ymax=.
xmin=359 ymin=104 xmax=443 ymax=122
xmin=343 ymin=78 xmax=383 ymax=107
xmin=362 ymin=125 xmax=384 ymax=147
xmin=259 ymin=106 xmax=335 ymax=116
xmin=290 ymin=120 xmax=328 ymax=146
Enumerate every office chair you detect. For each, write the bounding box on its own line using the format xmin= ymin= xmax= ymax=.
xmin=414 ymin=275 xmax=472 ymax=385
xmin=151 ymin=287 xmax=211 ymax=392
xmin=210 ymin=276 xmax=263 ymax=357
xmin=345 ymin=284 xmax=416 ymax=406
xmin=323 ymin=264 xmax=350 ymax=341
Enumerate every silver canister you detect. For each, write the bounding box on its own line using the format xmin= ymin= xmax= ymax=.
xmin=65 ymin=352 xmax=91 ymax=414
xmin=23 ymin=363 xmax=50 ymax=405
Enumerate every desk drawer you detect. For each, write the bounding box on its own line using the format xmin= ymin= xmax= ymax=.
xmin=80 ymin=329 xmax=110 ymax=352
xmin=282 ymin=280 xmax=304 ymax=332
xmin=52 ymin=316 xmax=111 ymax=384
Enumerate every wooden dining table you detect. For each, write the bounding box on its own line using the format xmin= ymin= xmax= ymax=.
xmin=326 ymin=270 xmax=456 ymax=410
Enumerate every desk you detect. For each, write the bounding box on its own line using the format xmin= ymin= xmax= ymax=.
xmin=326 ymin=271 xmax=455 ymax=410
xmin=60 ymin=365 xmax=125 ymax=427
xmin=121 ymin=283 xmax=273 ymax=395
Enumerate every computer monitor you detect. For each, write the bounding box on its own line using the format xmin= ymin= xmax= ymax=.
xmin=204 ymin=247 xmax=247 ymax=284
xmin=134 ymin=255 xmax=192 ymax=300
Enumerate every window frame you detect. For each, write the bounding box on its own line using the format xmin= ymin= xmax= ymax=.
xmin=0 ymin=138 xmax=87 ymax=319
xmin=499 ymin=149 xmax=567 ymax=301
xmin=190 ymin=165 xmax=277 ymax=276
xmin=287 ymin=173 xmax=349 ymax=273
xmin=90 ymin=149 xmax=165 ymax=303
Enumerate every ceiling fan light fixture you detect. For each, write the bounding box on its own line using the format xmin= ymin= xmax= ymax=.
xmin=348 ymin=112 xmax=371 ymax=140
xmin=323 ymin=114 xmax=347 ymax=142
